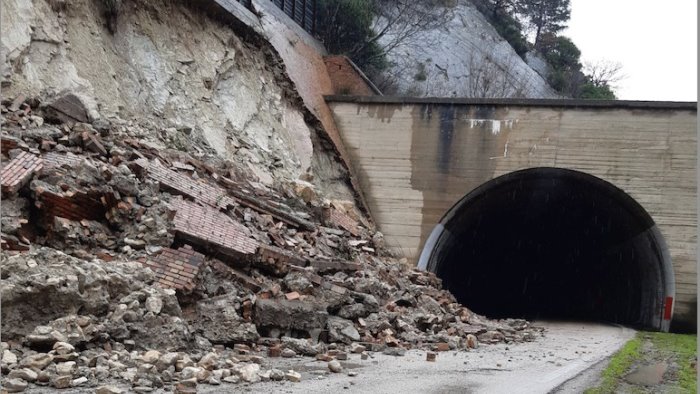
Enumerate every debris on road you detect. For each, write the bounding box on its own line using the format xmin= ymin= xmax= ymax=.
xmin=0 ymin=95 xmax=543 ymax=392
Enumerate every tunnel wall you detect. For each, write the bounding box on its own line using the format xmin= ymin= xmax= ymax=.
xmin=326 ymin=96 xmax=697 ymax=327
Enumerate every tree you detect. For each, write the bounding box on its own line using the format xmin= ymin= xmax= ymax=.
xmin=517 ymin=0 xmax=571 ymax=48
xmin=583 ymin=60 xmax=625 ymax=90
xmin=315 ymin=0 xmax=455 ymax=76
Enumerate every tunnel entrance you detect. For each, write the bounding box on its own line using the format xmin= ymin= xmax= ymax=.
xmin=418 ymin=168 xmax=674 ymax=331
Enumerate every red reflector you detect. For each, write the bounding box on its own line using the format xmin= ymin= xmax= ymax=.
xmin=663 ymin=296 xmax=673 ymax=320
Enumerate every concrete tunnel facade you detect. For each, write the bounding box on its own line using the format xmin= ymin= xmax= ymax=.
xmin=326 ymin=96 xmax=697 ymax=331
xmin=417 ymin=168 xmax=675 ymax=331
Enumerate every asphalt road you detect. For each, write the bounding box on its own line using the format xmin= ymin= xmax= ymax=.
xmin=24 ymin=321 xmax=633 ymax=393
xmin=244 ymin=321 xmax=635 ymax=394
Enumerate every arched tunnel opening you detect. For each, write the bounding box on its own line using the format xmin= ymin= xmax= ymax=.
xmin=418 ymin=168 xmax=674 ymax=331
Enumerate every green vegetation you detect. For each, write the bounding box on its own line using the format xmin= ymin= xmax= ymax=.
xmin=315 ymin=0 xmax=386 ymax=73
xmin=585 ymin=332 xmax=697 ymax=394
xmin=648 ymin=332 xmax=697 ymax=392
xmin=314 ymin=0 xmax=453 ymax=81
xmin=472 ymin=0 xmax=529 ymax=58
xmin=413 ymin=63 xmax=427 ymax=81
xmin=585 ymin=336 xmax=643 ymax=394
xmin=470 ymin=0 xmax=621 ymax=99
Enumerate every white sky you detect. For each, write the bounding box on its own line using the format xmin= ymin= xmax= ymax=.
xmin=563 ymin=0 xmax=697 ymax=101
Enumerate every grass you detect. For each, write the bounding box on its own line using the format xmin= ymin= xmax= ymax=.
xmin=647 ymin=332 xmax=697 ymax=392
xmin=584 ymin=335 xmax=643 ymax=394
xmin=585 ymin=331 xmax=697 ymax=394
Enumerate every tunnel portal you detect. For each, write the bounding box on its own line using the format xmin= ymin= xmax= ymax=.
xmin=418 ymin=168 xmax=674 ymax=331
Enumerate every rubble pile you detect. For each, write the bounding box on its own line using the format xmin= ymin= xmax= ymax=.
xmin=0 ymin=95 xmax=543 ymax=392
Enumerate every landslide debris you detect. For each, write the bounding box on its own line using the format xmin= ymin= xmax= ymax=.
xmin=0 ymin=95 xmax=543 ymax=392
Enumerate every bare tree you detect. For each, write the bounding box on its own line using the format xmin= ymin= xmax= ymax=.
xmin=352 ymin=0 xmax=456 ymax=65
xmin=583 ymin=60 xmax=625 ymax=90
xmin=464 ymin=53 xmax=528 ymax=98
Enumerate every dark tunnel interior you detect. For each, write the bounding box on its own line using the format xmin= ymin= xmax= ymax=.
xmin=426 ymin=168 xmax=671 ymax=330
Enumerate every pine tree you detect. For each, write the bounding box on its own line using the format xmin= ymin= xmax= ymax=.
xmin=517 ymin=0 xmax=571 ymax=48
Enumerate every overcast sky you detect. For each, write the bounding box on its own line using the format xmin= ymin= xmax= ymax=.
xmin=563 ymin=0 xmax=697 ymax=102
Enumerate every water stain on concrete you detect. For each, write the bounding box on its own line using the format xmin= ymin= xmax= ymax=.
xmin=410 ymin=103 xmax=514 ymax=255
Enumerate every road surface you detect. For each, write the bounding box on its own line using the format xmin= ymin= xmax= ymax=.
xmin=243 ymin=321 xmax=635 ymax=394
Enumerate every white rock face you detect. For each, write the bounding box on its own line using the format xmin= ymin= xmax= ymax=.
xmin=1 ymin=0 xmax=316 ymax=186
xmin=379 ymin=0 xmax=559 ymax=99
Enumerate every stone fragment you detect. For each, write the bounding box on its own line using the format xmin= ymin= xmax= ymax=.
xmin=156 ymin=352 xmax=180 ymax=372
xmin=197 ymin=352 xmax=219 ymax=370
xmin=426 ymin=352 xmax=437 ymax=362
xmin=236 ymin=363 xmax=261 ymax=383
xmin=141 ymin=350 xmax=161 ymax=364
xmin=43 ymin=92 xmax=89 ymax=123
xmin=328 ymin=360 xmax=343 ymax=373
xmin=95 ymin=386 xmax=124 ymax=394
xmin=194 ymin=295 xmax=259 ymax=344
xmin=3 ymin=350 xmax=18 ymax=365
xmin=326 ymin=316 xmax=361 ymax=344
xmin=52 ymin=375 xmax=73 ymax=389
xmin=285 ymin=370 xmax=302 ymax=382
xmin=145 ymin=296 xmax=163 ymax=314
xmin=52 ymin=342 xmax=75 ymax=355
xmin=382 ymin=347 xmax=406 ymax=357
xmin=270 ymin=369 xmax=285 ymax=381
xmin=4 ymin=378 xmax=28 ymax=392
xmin=180 ymin=366 xmax=203 ymax=380
xmin=281 ymin=348 xmax=297 ymax=358
xmin=55 ymin=361 xmax=76 ymax=375
xmin=8 ymin=368 xmax=38 ymax=382
xmin=19 ymin=353 xmax=54 ymax=370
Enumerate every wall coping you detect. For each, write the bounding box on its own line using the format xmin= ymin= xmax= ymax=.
xmin=324 ymin=95 xmax=697 ymax=110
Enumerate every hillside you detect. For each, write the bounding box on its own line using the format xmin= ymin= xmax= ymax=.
xmin=377 ymin=0 xmax=560 ymax=98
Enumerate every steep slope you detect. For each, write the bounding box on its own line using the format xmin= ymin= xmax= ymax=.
xmin=379 ymin=0 xmax=559 ymax=98
xmin=1 ymin=0 xmax=350 ymax=198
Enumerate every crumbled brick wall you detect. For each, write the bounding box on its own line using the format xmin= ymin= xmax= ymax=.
xmin=137 ymin=159 xmax=235 ymax=209
xmin=1 ymin=152 xmax=43 ymax=194
xmin=171 ymin=198 xmax=259 ymax=257
xmin=324 ymin=56 xmax=378 ymax=96
xmin=42 ymin=152 xmax=83 ymax=170
xmin=140 ymin=245 xmax=204 ymax=291
xmin=33 ymin=188 xmax=107 ymax=221
xmin=323 ymin=207 xmax=360 ymax=236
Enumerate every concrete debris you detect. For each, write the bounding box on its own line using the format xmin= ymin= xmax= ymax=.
xmin=0 ymin=96 xmax=544 ymax=392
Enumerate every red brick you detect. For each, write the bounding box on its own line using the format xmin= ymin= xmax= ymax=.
xmin=1 ymin=152 xmax=43 ymax=195
xmin=139 ymin=245 xmax=204 ymax=292
xmin=172 ymin=198 xmax=258 ymax=257
xmin=323 ymin=207 xmax=360 ymax=236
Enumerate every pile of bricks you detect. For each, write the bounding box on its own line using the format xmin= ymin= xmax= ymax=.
xmin=140 ymin=245 xmax=204 ymax=291
xmin=1 ymin=152 xmax=43 ymax=195
xmin=171 ymin=198 xmax=259 ymax=258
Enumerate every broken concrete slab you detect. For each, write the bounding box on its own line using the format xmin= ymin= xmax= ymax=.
xmin=254 ymin=299 xmax=328 ymax=336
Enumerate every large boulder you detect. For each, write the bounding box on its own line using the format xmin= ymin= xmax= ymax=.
xmin=191 ymin=294 xmax=259 ymax=345
xmin=254 ymin=299 xmax=328 ymax=335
